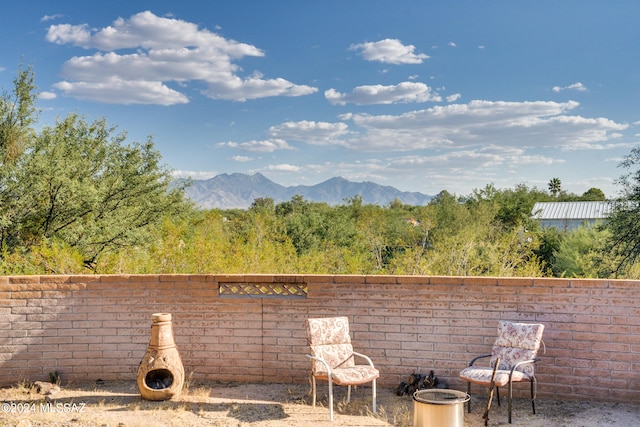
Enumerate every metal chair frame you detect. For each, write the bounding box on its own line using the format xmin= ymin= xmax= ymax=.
xmin=306 ymin=351 xmax=377 ymax=421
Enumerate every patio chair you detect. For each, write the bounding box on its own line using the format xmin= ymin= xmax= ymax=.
xmin=459 ymin=320 xmax=545 ymax=423
xmin=305 ymin=316 xmax=379 ymax=421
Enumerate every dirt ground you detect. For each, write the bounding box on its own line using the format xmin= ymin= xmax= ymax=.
xmin=1 ymin=380 xmax=640 ymax=427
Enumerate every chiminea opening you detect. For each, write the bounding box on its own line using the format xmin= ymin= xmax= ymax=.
xmin=145 ymin=369 xmax=174 ymax=390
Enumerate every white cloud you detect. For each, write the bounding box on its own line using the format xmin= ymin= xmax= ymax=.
xmin=446 ymin=93 xmax=461 ymax=102
xmin=325 ymin=82 xmax=441 ymax=105
xmin=448 ymin=42 xmax=457 ymax=47
xmin=340 ymin=100 xmax=628 ymax=152
xmin=45 ymin=11 xmax=317 ymax=104
xmin=217 ymin=138 xmax=294 ymax=152
xmin=390 ymin=146 xmax=561 ymax=170
xmin=231 ymin=155 xmax=253 ymax=162
xmin=171 ymin=170 xmax=218 ymax=180
xmin=560 ymin=141 xmax=633 ymax=151
xmin=53 ymin=77 xmax=188 ymax=105
xmin=349 ymin=39 xmax=429 ymax=64
xmin=46 ymin=23 xmax=92 ymax=46
xmin=552 ymin=82 xmax=588 ymax=93
xmin=46 ymin=11 xmax=263 ymax=54
xmin=268 ymin=121 xmax=349 ymax=145
xmin=263 ymin=164 xmax=302 ymax=172
xmin=40 ymin=14 xmax=63 ymax=22
xmin=39 ymin=91 xmax=57 ymax=100
xmin=202 ymin=74 xmax=317 ymax=102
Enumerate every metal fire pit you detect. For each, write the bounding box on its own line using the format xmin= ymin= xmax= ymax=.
xmin=413 ymin=389 xmax=470 ymax=427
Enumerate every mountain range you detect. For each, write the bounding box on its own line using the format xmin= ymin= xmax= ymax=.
xmin=183 ymin=173 xmax=432 ymax=209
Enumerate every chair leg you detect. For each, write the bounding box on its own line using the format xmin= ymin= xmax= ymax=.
xmin=467 ymin=381 xmax=472 ymax=413
xmin=508 ymin=381 xmax=513 ymax=424
xmin=531 ymin=376 xmax=537 ymax=414
xmin=328 ymin=376 xmax=334 ymax=422
xmin=496 ymin=386 xmax=501 ymax=407
xmin=347 ymin=385 xmax=351 ymax=403
xmin=311 ymin=376 xmax=317 ymax=408
xmin=372 ymin=379 xmax=377 ymax=413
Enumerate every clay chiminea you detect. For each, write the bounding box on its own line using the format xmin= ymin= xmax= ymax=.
xmin=137 ymin=313 xmax=185 ymax=400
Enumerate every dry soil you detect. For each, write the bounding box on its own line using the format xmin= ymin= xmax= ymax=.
xmin=1 ymin=380 xmax=639 ymax=427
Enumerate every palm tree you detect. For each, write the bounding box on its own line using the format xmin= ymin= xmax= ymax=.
xmin=548 ymin=178 xmax=562 ymax=198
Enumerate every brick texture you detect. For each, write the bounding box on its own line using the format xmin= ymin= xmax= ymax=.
xmin=2 ymin=274 xmax=640 ymax=404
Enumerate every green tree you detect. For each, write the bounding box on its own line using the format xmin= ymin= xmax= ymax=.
xmin=0 ymin=66 xmax=38 ymax=248
xmin=603 ymin=146 xmax=640 ymax=275
xmin=428 ymin=190 xmax=470 ymax=236
xmin=553 ymin=225 xmax=610 ymax=277
xmin=469 ymin=183 xmax=548 ymax=229
xmin=535 ymin=226 xmax=562 ymax=274
xmin=548 ymin=178 xmax=562 ymax=198
xmin=250 ymin=197 xmax=275 ymax=212
xmin=0 ymin=67 xmax=190 ymax=272
xmin=276 ymin=195 xmax=325 ymax=255
xmin=580 ymin=187 xmax=606 ymax=201
xmin=0 ymin=65 xmax=37 ymax=164
xmin=14 ymin=114 xmax=189 ymax=269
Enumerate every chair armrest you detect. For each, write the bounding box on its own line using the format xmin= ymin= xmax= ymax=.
xmin=509 ymin=357 xmax=540 ymax=377
xmin=468 ymin=354 xmax=492 ymax=367
xmin=306 ymin=354 xmax=332 ymax=375
xmin=352 ymin=351 xmax=375 ymax=368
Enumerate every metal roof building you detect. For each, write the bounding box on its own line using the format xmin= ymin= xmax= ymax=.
xmin=531 ymin=201 xmax=614 ymax=230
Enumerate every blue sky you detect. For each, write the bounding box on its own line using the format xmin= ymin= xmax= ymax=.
xmin=2 ymin=1 xmax=639 ymax=198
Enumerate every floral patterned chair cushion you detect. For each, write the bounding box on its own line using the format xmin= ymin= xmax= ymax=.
xmin=306 ymin=317 xmax=355 ymax=375
xmin=459 ymin=363 xmax=529 ymax=387
xmin=491 ymin=321 xmax=544 ymax=376
xmin=321 ymin=365 xmax=378 ymax=386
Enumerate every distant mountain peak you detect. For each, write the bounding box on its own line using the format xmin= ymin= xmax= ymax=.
xmin=323 ymin=176 xmax=348 ymax=183
xmin=184 ymin=173 xmax=432 ymax=209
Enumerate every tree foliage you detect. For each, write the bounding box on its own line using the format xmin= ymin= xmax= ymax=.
xmin=552 ymin=225 xmax=610 ymax=277
xmin=0 ymin=67 xmax=190 ymax=272
xmin=548 ymin=177 xmax=562 ymax=198
xmin=602 ymin=146 xmax=640 ymax=275
xmin=0 ymin=65 xmax=37 ymax=164
xmin=580 ymin=187 xmax=606 ymax=201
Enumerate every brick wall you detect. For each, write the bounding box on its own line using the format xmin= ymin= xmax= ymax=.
xmin=1 ymin=274 xmax=639 ymax=404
